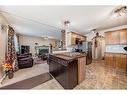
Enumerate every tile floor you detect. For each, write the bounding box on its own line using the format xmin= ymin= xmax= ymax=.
xmin=0 ymin=60 xmax=127 ymax=89
xmin=33 ymin=60 xmax=127 ymax=89
xmin=74 ymin=60 xmax=127 ymax=89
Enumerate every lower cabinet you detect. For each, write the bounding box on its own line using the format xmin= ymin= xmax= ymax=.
xmin=118 ymin=54 xmax=127 ymax=71
xmin=78 ymin=57 xmax=86 ymax=84
xmin=49 ymin=55 xmax=78 ymax=89
xmin=105 ymin=53 xmax=114 ymax=68
xmin=105 ymin=53 xmax=127 ymax=72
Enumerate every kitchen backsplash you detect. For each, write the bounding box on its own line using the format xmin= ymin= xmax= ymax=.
xmin=106 ymin=45 xmax=127 ymax=53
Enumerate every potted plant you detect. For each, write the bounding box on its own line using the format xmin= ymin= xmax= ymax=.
xmin=2 ymin=56 xmax=14 ymax=79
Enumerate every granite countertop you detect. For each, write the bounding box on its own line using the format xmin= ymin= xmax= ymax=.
xmin=105 ymin=52 xmax=127 ymax=54
xmin=53 ymin=52 xmax=86 ymax=61
xmin=49 ymin=52 xmax=86 ymax=66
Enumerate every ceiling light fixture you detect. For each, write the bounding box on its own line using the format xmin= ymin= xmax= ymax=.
xmin=64 ymin=20 xmax=70 ymax=26
xmin=112 ymin=6 xmax=127 ymax=17
xmin=64 ymin=20 xmax=70 ymax=29
xmin=91 ymin=29 xmax=96 ymax=33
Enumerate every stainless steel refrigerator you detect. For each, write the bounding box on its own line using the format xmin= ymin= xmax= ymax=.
xmin=81 ymin=42 xmax=92 ymax=65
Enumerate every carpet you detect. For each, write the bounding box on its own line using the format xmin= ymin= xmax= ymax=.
xmin=0 ymin=72 xmax=53 ymax=89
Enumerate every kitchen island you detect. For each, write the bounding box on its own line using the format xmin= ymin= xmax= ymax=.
xmin=48 ymin=52 xmax=86 ymax=89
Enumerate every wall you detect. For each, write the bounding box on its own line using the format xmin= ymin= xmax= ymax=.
xmin=0 ymin=14 xmax=10 ymax=78
xmin=85 ymin=24 xmax=127 ymax=58
xmin=19 ymin=35 xmax=57 ymax=56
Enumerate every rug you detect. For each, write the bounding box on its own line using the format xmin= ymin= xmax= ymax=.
xmin=0 ymin=72 xmax=53 ymax=89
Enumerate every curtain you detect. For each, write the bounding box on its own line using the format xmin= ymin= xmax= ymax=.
xmin=7 ymin=25 xmax=18 ymax=71
xmin=14 ymin=34 xmax=19 ymax=53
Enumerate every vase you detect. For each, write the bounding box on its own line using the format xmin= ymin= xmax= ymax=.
xmin=7 ymin=70 xmax=14 ymax=79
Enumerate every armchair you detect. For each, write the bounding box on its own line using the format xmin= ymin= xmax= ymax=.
xmin=17 ymin=53 xmax=33 ymax=69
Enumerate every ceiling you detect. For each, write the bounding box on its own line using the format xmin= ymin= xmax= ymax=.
xmin=0 ymin=6 xmax=127 ymax=39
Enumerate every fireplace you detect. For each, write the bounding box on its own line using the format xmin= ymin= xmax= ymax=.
xmin=35 ymin=46 xmax=49 ymax=60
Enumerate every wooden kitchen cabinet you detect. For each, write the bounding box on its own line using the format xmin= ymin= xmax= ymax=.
xmin=105 ymin=53 xmax=127 ymax=72
xmin=67 ymin=32 xmax=86 ymax=46
xmin=105 ymin=31 xmax=119 ymax=45
xmin=78 ymin=57 xmax=86 ymax=84
xmin=80 ymin=36 xmax=86 ymax=41
xmin=105 ymin=53 xmax=114 ymax=67
xmin=105 ymin=32 xmax=112 ymax=44
xmin=120 ymin=54 xmax=127 ymax=72
xmin=105 ymin=28 xmax=127 ymax=45
xmin=111 ymin=31 xmax=120 ymax=44
xmin=120 ymin=29 xmax=127 ymax=44
xmin=115 ymin=54 xmax=127 ymax=72
xmin=115 ymin=54 xmax=121 ymax=69
xmin=105 ymin=53 xmax=110 ymax=66
xmin=71 ymin=33 xmax=77 ymax=45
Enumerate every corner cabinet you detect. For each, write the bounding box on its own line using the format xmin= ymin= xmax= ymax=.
xmin=105 ymin=53 xmax=127 ymax=72
xmin=105 ymin=28 xmax=127 ymax=45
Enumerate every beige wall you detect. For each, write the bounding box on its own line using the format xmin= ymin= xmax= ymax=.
xmin=0 ymin=14 xmax=10 ymax=78
xmin=19 ymin=35 xmax=56 ymax=56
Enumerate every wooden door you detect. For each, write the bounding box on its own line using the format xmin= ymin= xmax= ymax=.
xmin=120 ymin=29 xmax=127 ymax=44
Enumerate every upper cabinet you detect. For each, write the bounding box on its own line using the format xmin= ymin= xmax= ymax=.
xmin=120 ymin=29 xmax=127 ymax=44
xmin=80 ymin=36 xmax=86 ymax=41
xmin=105 ymin=32 xmax=112 ymax=44
xmin=111 ymin=31 xmax=120 ymax=44
xmin=71 ymin=33 xmax=77 ymax=45
xmin=67 ymin=32 xmax=86 ymax=46
xmin=105 ymin=28 xmax=127 ymax=45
